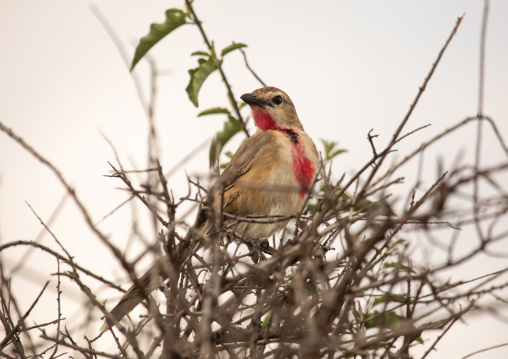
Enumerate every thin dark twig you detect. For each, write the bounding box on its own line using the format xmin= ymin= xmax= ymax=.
xmin=392 ymin=15 xmax=463 ymax=145
xmin=108 ymin=162 xmax=169 ymax=228
xmin=478 ymin=1 xmax=489 ymax=116
xmin=90 ymin=4 xmax=153 ymax=118
xmin=482 ymin=115 xmax=508 ymax=157
xmin=372 ymin=116 xmax=475 ymax=189
xmin=185 ymin=0 xmax=250 ymax=138
xmin=358 ymin=16 xmax=464 ymax=198
xmin=462 ymin=342 xmax=508 ymax=359
xmin=420 ymin=314 xmax=459 ymax=359
xmin=367 ymin=129 xmax=379 ymax=158
xmin=0 ymin=282 xmax=50 ymax=349
xmin=50 ymin=259 xmax=61 ymax=359
xmin=396 ymin=123 xmax=432 ymax=144
xmin=5 ymin=4 xmax=508 ymax=358
xmin=25 ymin=202 xmax=73 ymax=261
xmin=9 ymin=193 xmax=69 ymax=276
xmin=94 ymin=194 xmax=136 ymax=225
xmin=473 ymin=0 xmax=490 ymax=245
xmin=0 ymin=121 xmax=132 ymax=274
xmin=0 ymin=241 xmax=124 ymax=292
xmin=39 ymin=335 xmax=127 ymax=359
xmin=239 ymin=47 xmax=267 ymax=87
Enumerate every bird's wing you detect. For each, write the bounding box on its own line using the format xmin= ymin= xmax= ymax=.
xmin=210 ymin=130 xmax=275 ymax=199
xmin=190 ymin=130 xmax=276 ymax=231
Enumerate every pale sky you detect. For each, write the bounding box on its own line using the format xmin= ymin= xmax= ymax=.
xmin=1 ymin=1 xmax=508 ymax=357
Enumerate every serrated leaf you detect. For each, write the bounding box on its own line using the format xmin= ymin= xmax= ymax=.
xmin=198 ymin=107 xmax=230 ymax=117
xmin=131 ymin=9 xmax=187 ymax=71
xmin=209 ymin=116 xmax=242 ymax=167
xmin=221 ymin=43 xmax=247 ymax=57
xmin=186 ymin=57 xmax=222 ymax=107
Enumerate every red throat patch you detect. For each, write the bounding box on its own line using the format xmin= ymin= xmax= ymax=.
xmin=276 ymin=129 xmax=315 ymax=198
xmin=252 ymin=107 xmax=276 ymax=131
xmin=292 ymin=143 xmax=315 ymax=198
xmin=251 ymin=107 xmax=315 ymax=197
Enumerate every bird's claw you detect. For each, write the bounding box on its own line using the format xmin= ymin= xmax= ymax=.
xmin=244 ymin=238 xmax=268 ymax=263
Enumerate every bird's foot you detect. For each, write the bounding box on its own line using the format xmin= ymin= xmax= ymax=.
xmin=243 ymin=238 xmax=269 ymax=263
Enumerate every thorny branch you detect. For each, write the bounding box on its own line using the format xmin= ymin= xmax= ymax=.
xmin=2 ymin=2 xmax=508 ymax=359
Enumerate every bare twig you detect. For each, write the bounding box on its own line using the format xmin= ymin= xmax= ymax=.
xmin=239 ymin=46 xmax=267 ymax=87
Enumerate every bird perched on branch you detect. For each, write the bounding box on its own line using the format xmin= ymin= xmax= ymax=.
xmin=101 ymin=86 xmax=319 ymax=333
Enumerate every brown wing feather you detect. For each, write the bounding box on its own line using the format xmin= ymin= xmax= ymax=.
xmin=219 ymin=131 xmax=275 ymax=189
xmin=101 ymin=132 xmax=278 ymax=333
xmin=208 ymin=131 xmax=276 ymax=214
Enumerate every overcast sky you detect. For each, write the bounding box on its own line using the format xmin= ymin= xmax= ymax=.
xmin=1 ymin=1 xmax=508 ymax=357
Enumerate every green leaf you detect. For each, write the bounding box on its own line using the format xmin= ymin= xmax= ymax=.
xmin=198 ymin=107 xmax=230 ymax=117
xmin=321 ymin=139 xmax=347 ymax=161
xmin=209 ymin=116 xmax=242 ymax=167
xmin=372 ymin=296 xmax=386 ymax=307
xmin=131 ymin=9 xmax=187 ymax=71
xmin=221 ymin=43 xmax=247 ymax=57
xmin=220 ymin=151 xmax=235 ymax=168
xmin=365 ymin=311 xmax=405 ymax=329
xmin=338 ymin=189 xmax=374 ymax=212
xmin=352 ymin=198 xmax=375 ymax=211
xmin=307 ymin=197 xmax=323 ymax=215
xmin=321 ymin=139 xmax=334 ymax=153
xmin=384 ymin=262 xmax=416 ymax=273
xmin=261 ymin=310 xmax=272 ymax=329
xmin=387 ymin=238 xmax=406 ymax=251
xmin=329 ymin=149 xmax=348 ymax=158
xmin=186 ymin=57 xmax=222 ymax=107
xmin=191 ymin=50 xmax=210 ymax=57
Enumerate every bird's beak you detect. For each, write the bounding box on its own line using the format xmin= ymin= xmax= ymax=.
xmin=240 ymin=93 xmax=268 ymax=108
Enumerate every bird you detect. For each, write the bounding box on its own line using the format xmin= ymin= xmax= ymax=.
xmin=100 ymin=86 xmax=319 ymax=333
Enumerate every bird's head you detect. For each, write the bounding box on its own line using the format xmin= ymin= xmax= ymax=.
xmin=240 ymin=87 xmax=303 ymax=131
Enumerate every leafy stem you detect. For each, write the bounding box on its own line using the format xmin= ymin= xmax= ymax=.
xmin=185 ymin=0 xmax=250 ymax=138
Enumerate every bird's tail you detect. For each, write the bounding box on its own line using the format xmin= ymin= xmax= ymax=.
xmin=99 ymin=203 xmax=217 ymax=334
xmin=100 ymin=256 xmax=170 ymax=334
xmin=99 ymin=226 xmax=207 ymax=334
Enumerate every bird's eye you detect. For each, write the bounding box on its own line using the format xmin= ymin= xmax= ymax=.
xmin=272 ymin=95 xmax=283 ymax=105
